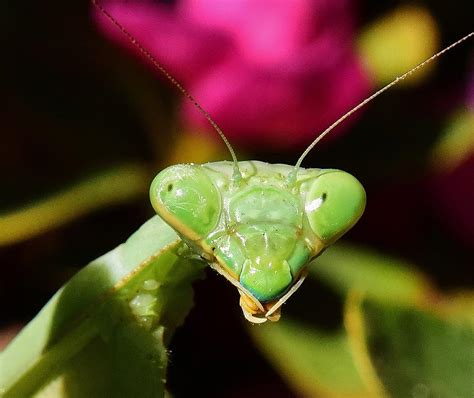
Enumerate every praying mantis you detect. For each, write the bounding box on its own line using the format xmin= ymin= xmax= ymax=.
xmin=0 ymin=0 xmax=472 ymax=395
xmin=94 ymin=2 xmax=473 ymax=323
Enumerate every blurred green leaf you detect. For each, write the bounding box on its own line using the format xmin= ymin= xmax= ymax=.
xmin=0 ymin=216 xmax=205 ymax=397
xmin=0 ymin=163 xmax=149 ymax=247
xmin=348 ymin=296 xmax=474 ymax=398
xmin=313 ymin=243 xmax=432 ymax=305
xmin=250 ymin=320 xmax=368 ymax=398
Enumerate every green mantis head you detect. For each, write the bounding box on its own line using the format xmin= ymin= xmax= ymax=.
xmin=150 ymin=161 xmax=365 ymax=323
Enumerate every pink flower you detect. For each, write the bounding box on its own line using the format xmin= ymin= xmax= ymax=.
xmin=95 ymin=0 xmax=371 ymax=150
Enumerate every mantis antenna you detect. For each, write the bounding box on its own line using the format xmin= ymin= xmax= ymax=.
xmin=290 ymin=31 xmax=474 ymax=182
xmin=92 ymin=0 xmax=242 ymax=180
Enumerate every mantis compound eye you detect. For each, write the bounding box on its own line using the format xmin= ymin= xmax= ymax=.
xmin=150 ymin=165 xmax=221 ymax=240
xmin=304 ymin=170 xmax=366 ymax=244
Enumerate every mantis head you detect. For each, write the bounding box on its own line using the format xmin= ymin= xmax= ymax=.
xmin=150 ymin=162 xmax=365 ymax=323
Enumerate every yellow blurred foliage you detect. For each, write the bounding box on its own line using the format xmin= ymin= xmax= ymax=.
xmin=358 ymin=5 xmax=439 ymax=86
xmin=163 ymin=130 xmax=228 ymax=166
xmin=0 ymin=164 xmax=148 ymax=247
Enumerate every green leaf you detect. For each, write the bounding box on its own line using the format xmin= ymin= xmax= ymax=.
xmin=0 ymin=216 xmax=205 ymax=397
xmin=249 ymin=320 xmax=369 ymax=398
xmin=0 ymin=163 xmax=149 ymax=246
xmin=313 ymin=243 xmax=432 ymax=305
xmin=347 ymin=296 xmax=474 ymax=398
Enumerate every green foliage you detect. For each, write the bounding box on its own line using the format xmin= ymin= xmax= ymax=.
xmin=314 ymin=244 xmax=432 ymax=304
xmin=359 ymin=299 xmax=474 ymax=398
xmin=250 ymin=321 xmax=367 ymax=397
xmin=0 ymin=217 xmax=205 ymax=397
xmin=0 ymin=164 xmax=149 ymax=247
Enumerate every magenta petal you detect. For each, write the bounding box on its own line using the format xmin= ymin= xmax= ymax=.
xmin=182 ymin=52 xmax=371 ymax=150
xmin=182 ymin=0 xmax=314 ymax=65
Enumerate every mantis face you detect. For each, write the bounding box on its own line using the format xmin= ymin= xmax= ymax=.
xmin=150 ymin=160 xmax=365 ymax=323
